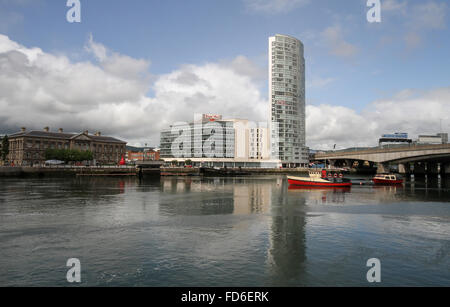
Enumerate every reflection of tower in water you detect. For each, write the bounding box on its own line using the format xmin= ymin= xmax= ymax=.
xmin=267 ymin=179 xmax=307 ymax=284
xmin=233 ymin=181 xmax=272 ymax=215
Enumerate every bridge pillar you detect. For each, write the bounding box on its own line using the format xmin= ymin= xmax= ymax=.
xmin=441 ymin=163 xmax=450 ymax=175
xmin=414 ymin=162 xmax=426 ymax=177
xmin=427 ymin=163 xmax=439 ymax=176
xmin=398 ymin=163 xmax=411 ymax=175
xmin=377 ymin=163 xmax=389 ymax=174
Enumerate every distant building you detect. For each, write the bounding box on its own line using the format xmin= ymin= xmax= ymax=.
xmin=438 ymin=133 xmax=448 ymax=144
xmin=126 ymin=147 xmax=160 ymax=162
xmin=7 ymin=127 xmax=126 ymax=166
xmin=249 ymin=127 xmax=270 ymax=160
xmin=224 ymin=118 xmax=271 ymax=161
xmin=418 ymin=133 xmax=448 ymax=144
xmin=160 ymin=114 xmax=280 ymax=168
xmin=379 ymin=133 xmax=412 ymax=145
xmin=160 ymin=115 xmax=235 ymax=160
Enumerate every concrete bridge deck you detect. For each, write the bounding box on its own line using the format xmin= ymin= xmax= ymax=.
xmin=314 ymin=144 xmax=450 ymax=174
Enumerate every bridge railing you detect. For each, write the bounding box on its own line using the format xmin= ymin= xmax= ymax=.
xmin=315 ymin=143 xmax=450 ymax=158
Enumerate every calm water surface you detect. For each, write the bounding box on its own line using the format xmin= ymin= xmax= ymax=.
xmin=0 ymin=175 xmax=449 ymax=287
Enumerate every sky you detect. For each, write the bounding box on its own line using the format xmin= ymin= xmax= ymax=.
xmin=0 ymin=0 xmax=449 ymax=149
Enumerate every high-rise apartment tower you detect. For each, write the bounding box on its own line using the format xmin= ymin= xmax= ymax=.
xmin=269 ymin=34 xmax=308 ymax=167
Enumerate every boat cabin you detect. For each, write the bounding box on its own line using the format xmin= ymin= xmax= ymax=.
xmin=374 ymin=174 xmax=398 ymax=180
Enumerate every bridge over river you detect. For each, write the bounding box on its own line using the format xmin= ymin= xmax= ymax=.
xmin=314 ymin=144 xmax=450 ymax=175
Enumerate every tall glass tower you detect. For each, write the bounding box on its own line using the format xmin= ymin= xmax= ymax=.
xmin=269 ymin=34 xmax=308 ymax=167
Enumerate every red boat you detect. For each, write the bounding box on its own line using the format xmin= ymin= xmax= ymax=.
xmin=372 ymin=174 xmax=403 ymax=185
xmin=287 ymin=170 xmax=352 ymax=188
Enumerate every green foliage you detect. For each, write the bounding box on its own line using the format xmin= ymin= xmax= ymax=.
xmin=1 ymin=135 xmax=9 ymax=162
xmin=45 ymin=148 xmax=93 ymax=163
xmin=185 ymin=159 xmax=193 ymax=166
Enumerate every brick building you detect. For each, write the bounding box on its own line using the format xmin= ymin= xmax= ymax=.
xmin=7 ymin=127 xmax=127 ymax=166
xmin=126 ymin=147 xmax=160 ymax=162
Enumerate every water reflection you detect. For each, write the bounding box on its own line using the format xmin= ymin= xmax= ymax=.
xmin=158 ymin=177 xmax=308 ymax=285
xmin=288 ymin=186 xmax=351 ymax=204
xmin=267 ymin=179 xmax=306 ymax=285
xmin=0 ymin=175 xmax=449 ymax=286
xmin=159 ymin=177 xmax=274 ymax=216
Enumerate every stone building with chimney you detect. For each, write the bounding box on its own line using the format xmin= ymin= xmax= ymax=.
xmin=7 ymin=127 xmax=127 ymax=166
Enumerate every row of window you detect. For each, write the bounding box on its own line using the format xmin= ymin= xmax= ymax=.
xmin=11 ymin=140 xmax=124 ymax=152
xmin=15 ymin=152 xmax=122 ymax=160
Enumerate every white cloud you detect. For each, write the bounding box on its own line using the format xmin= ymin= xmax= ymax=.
xmin=0 ymin=34 xmax=267 ymax=146
xmin=224 ymin=55 xmax=267 ymax=81
xmin=306 ymin=87 xmax=450 ymax=150
xmin=1 ymin=34 xmax=449 ymax=151
xmin=321 ymin=25 xmax=358 ymax=58
xmin=85 ymin=34 xmax=151 ymax=81
xmin=85 ymin=34 xmax=108 ymax=61
xmin=149 ymin=62 xmax=267 ymax=130
xmin=306 ymin=104 xmax=379 ymax=150
xmin=244 ymin=0 xmax=309 ymax=14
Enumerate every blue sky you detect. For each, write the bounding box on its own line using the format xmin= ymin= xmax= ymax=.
xmin=1 ymin=0 xmax=449 ymax=148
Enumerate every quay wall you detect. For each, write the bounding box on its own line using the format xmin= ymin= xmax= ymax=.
xmin=160 ymin=167 xmax=344 ymax=176
xmin=1 ymin=167 xmax=346 ymax=178
xmin=0 ymin=167 xmax=137 ymax=178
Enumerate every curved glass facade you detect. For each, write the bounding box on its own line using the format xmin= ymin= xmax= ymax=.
xmin=269 ymin=34 xmax=308 ymax=166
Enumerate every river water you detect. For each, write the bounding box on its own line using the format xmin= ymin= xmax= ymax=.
xmin=0 ymin=175 xmax=449 ymax=287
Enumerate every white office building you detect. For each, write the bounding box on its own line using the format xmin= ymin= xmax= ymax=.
xmin=160 ymin=114 xmax=280 ymax=168
xmin=418 ymin=133 xmax=448 ymax=144
xmin=269 ymin=34 xmax=308 ymax=167
xmin=249 ymin=127 xmax=270 ymax=160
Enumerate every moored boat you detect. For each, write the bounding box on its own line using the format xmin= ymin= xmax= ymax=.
xmin=372 ymin=174 xmax=403 ymax=185
xmin=287 ymin=170 xmax=352 ymax=188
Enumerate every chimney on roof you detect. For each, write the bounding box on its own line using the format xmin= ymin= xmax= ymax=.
xmin=58 ymin=128 xmax=64 ymax=133
xmin=83 ymin=130 xmax=89 ymax=135
xmin=95 ymin=131 xmax=101 ymax=136
xmin=44 ymin=127 xmax=49 ymax=132
xmin=21 ymin=127 xmax=26 ymax=133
